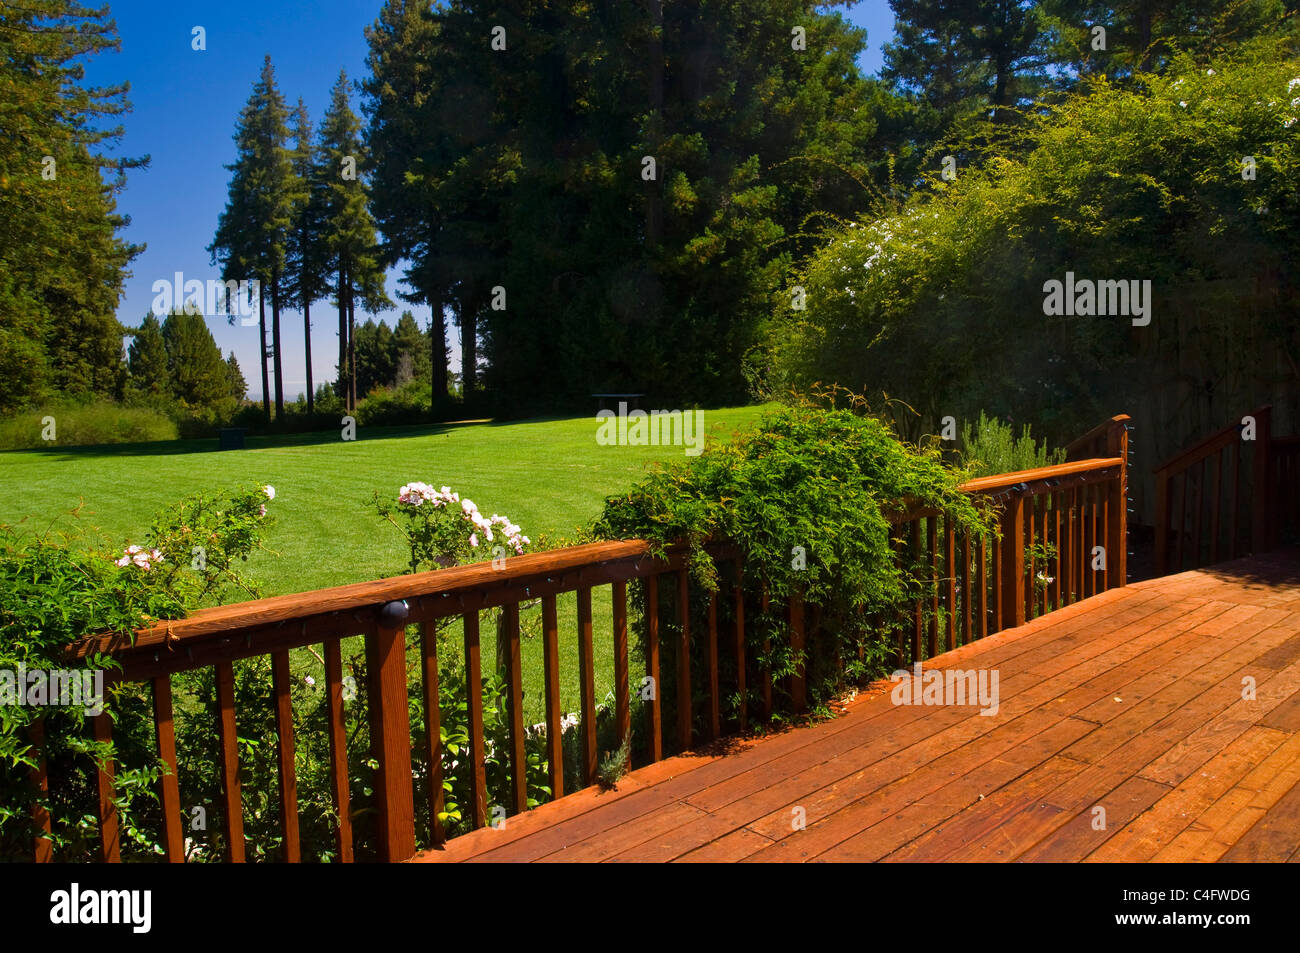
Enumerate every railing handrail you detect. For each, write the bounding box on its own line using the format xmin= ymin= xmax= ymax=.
xmin=67 ymin=456 xmax=1127 ymax=666
xmin=1153 ymin=404 xmax=1271 ymax=477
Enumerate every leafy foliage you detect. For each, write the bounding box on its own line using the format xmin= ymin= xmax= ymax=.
xmin=595 ymin=395 xmax=995 ymax=710
xmin=0 ymin=486 xmax=275 ymax=859
xmin=960 ymin=410 xmax=1065 ymax=477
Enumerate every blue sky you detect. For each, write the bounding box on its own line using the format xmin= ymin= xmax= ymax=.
xmin=88 ymin=1 xmax=897 ymax=401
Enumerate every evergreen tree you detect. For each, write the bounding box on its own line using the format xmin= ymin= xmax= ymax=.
xmin=883 ymin=0 xmax=1050 ymax=125
xmin=226 ymin=352 xmax=247 ymax=402
xmin=317 ymin=69 xmax=389 ymax=411
xmin=160 ymin=310 xmax=231 ymax=412
xmin=209 ymin=55 xmax=295 ymax=421
xmin=127 ymin=314 xmax=170 ymax=396
xmin=288 ymin=98 xmax=329 ymax=413
xmin=391 ymin=310 xmax=430 ymax=386
xmin=0 ymin=0 xmax=145 ymax=412
xmin=363 ymin=0 xmax=452 ymax=412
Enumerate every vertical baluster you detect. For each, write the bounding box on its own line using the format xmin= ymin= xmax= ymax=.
xmin=1064 ymin=487 xmax=1076 ymax=603
xmin=1026 ymin=497 xmax=1036 ymax=620
xmin=992 ymin=524 xmax=1003 ymax=634
xmin=1052 ymin=491 xmax=1062 ymax=609
xmin=214 ymin=660 xmax=245 ymax=862
xmin=323 ymin=637 xmax=353 ymax=861
xmin=1077 ymin=486 xmax=1087 ymax=599
xmin=271 ymin=650 xmax=300 ymax=862
xmin=961 ymin=530 xmax=972 ymax=648
xmin=613 ymin=581 xmax=630 ymax=752
xmin=789 ymin=589 xmax=806 ymax=712
xmin=29 ymin=717 xmax=52 ymax=862
xmin=927 ymin=516 xmax=938 ymax=658
xmin=760 ymin=585 xmax=773 ymax=720
xmin=1192 ymin=459 xmax=1205 ymax=569
xmin=577 ymin=588 xmax=597 ymax=788
xmin=152 ymin=675 xmax=184 ymax=863
xmin=464 ymin=610 xmax=488 ymax=828
xmin=912 ymin=520 xmax=924 ymax=657
xmin=1209 ymin=450 xmax=1222 ymax=564
xmin=502 ymin=602 xmax=528 ymax=813
xmin=1229 ymin=441 xmax=1240 ymax=559
xmin=945 ymin=519 xmax=956 ymax=652
xmin=706 ymin=590 xmax=720 ymax=742
xmin=978 ymin=533 xmax=989 ymax=639
xmin=90 ymin=710 xmax=120 ymax=862
xmin=419 ymin=621 xmax=444 ymax=847
xmin=677 ymin=570 xmax=692 ymax=752
xmin=541 ymin=595 xmax=564 ymax=798
xmin=1173 ymin=473 xmax=1186 ymax=574
xmin=732 ymin=559 xmax=747 ymax=733
xmin=1253 ymin=406 xmax=1273 ymax=554
xmin=645 ymin=575 xmax=663 ymax=762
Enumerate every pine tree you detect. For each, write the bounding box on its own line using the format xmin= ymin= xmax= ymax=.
xmin=883 ymin=0 xmax=1050 ymax=125
xmin=391 ymin=310 xmax=430 ymax=386
xmin=226 ymin=352 xmax=247 ymax=402
xmin=0 ymin=0 xmax=145 ymax=412
xmin=363 ymin=0 xmax=452 ymax=412
xmin=209 ymin=55 xmax=295 ymax=421
xmin=161 ymin=310 xmax=231 ymax=412
xmin=288 ymin=98 xmax=328 ymax=413
xmin=127 ymin=314 xmax=170 ymax=396
xmin=317 ymin=69 xmax=389 ymax=411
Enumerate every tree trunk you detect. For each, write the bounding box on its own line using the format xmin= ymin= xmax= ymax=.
xmin=258 ymin=286 xmax=271 ymax=424
xmin=461 ymin=295 xmax=478 ymax=395
xmin=304 ymin=299 xmax=314 ymax=413
xmin=271 ymin=271 xmax=284 ymax=419
xmin=645 ymin=0 xmax=664 ymax=250
xmin=430 ymin=293 xmax=447 ymax=414
xmin=347 ymin=267 xmax=357 ymax=413
xmin=337 ymin=267 xmax=347 ymax=404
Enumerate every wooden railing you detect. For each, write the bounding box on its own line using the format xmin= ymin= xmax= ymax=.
xmin=32 ymin=419 xmax=1130 ymax=864
xmin=1153 ymin=405 xmax=1294 ymax=575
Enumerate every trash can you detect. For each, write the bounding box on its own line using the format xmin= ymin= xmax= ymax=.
xmin=218 ymin=427 xmax=247 ymax=450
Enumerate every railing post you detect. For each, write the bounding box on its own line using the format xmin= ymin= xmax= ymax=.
xmin=1000 ymin=495 xmax=1026 ymax=630
xmin=369 ymin=601 xmax=415 ymax=862
xmin=1253 ymin=405 xmax=1273 ymax=555
xmin=1106 ymin=419 xmax=1129 ymax=588
xmin=1154 ymin=470 xmax=1169 ymax=576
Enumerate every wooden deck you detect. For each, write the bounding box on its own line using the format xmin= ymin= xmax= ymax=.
xmin=411 ymin=551 xmax=1300 ymax=863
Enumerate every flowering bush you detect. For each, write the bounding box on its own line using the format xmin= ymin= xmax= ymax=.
xmin=0 ymin=484 xmax=275 ymax=859
xmin=376 ymin=483 xmax=529 ymax=573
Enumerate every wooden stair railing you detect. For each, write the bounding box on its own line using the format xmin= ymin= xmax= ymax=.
xmin=32 ymin=420 xmax=1130 ymax=864
xmin=1153 ymin=405 xmax=1291 ymax=576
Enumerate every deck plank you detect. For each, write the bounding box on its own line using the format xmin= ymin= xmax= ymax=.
xmin=409 ymin=552 xmax=1300 ymax=864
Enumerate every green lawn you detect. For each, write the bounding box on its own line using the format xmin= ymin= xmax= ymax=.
xmin=0 ymin=405 xmax=772 ymax=721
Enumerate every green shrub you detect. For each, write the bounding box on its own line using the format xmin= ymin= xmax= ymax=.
xmin=959 ymin=411 xmax=1065 ymax=477
xmin=0 ymin=485 xmax=276 ymax=860
xmin=593 ymin=393 xmax=995 ymax=720
xmin=0 ymin=402 xmax=178 ymax=450
xmin=355 ymin=379 xmax=436 ymax=427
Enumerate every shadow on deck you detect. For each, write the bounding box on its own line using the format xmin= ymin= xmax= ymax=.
xmin=411 ymin=550 xmax=1300 ymax=863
